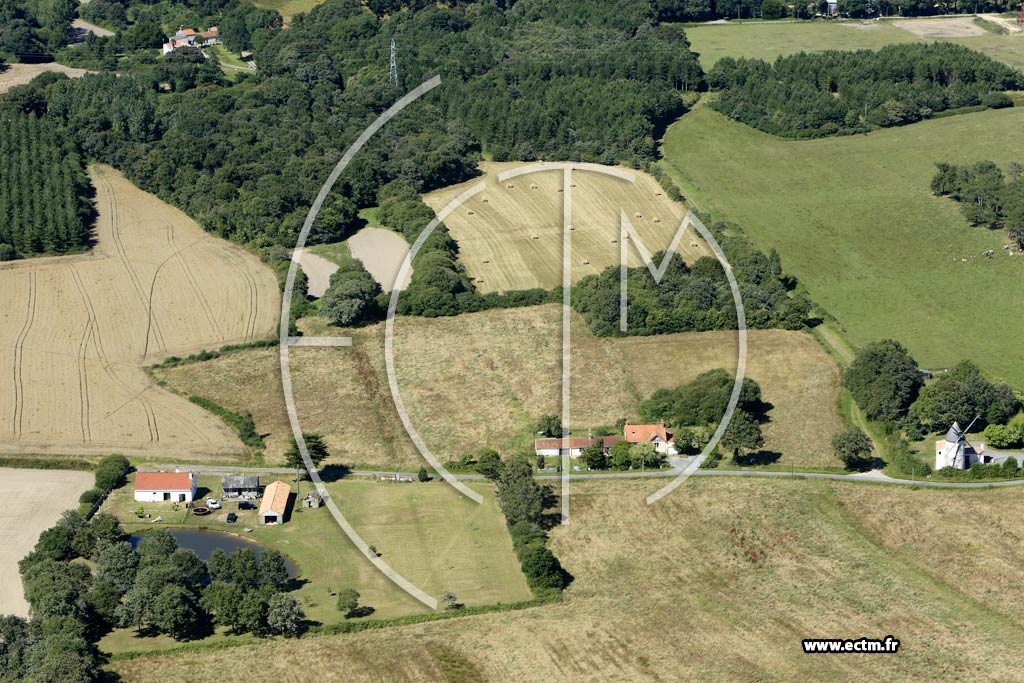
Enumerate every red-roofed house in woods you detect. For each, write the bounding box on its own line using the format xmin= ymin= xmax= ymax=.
xmin=624 ymin=422 xmax=678 ymax=455
xmin=134 ymin=471 xmax=197 ymax=503
xmin=534 ymin=435 xmax=624 ymax=457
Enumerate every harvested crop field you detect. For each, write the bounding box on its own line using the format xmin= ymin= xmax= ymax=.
xmin=111 ymin=477 xmax=1024 ymax=682
xmin=893 ymin=17 xmax=988 ymax=38
xmin=0 ymin=468 xmax=92 ymax=616
xmin=423 ymin=162 xmax=713 ymax=293
xmin=0 ymin=63 xmax=89 ymax=94
xmin=0 ymin=165 xmax=279 ymax=460
xmin=157 ymin=305 xmax=844 ymax=469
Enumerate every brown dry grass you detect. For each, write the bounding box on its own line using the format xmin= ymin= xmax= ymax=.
xmin=110 ymin=477 xmax=1024 ymax=682
xmin=423 ymin=162 xmax=713 ymax=293
xmin=0 ymin=165 xmax=279 ymax=461
xmin=892 ymin=17 xmax=988 ymax=38
xmin=0 ymin=468 xmax=93 ymax=616
xmin=158 ymin=304 xmax=843 ymax=468
xmin=0 ymin=63 xmax=89 ymax=94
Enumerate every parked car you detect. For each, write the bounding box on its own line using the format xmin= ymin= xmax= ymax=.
xmin=238 ymin=501 xmax=255 ymax=510
xmin=207 ymin=499 xmax=222 ymax=509
xmin=226 ymin=512 xmax=238 ymax=524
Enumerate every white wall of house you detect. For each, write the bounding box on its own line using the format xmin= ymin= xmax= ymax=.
xmin=134 ymin=487 xmax=196 ymax=503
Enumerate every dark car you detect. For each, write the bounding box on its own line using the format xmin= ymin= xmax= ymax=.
xmin=238 ymin=501 xmax=255 ymax=510
xmin=226 ymin=512 xmax=238 ymax=524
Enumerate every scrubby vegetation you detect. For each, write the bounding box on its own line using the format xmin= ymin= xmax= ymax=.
xmin=0 ymin=113 xmax=92 ymax=258
xmin=709 ymin=44 xmax=1022 ymax=138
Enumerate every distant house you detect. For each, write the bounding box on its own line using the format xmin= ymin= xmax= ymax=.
xmin=258 ymin=480 xmax=291 ymax=525
xmin=534 ymin=435 xmax=624 ymax=458
xmin=162 ymin=26 xmax=220 ymax=55
xmin=221 ymin=474 xmax=260 ymax=499
xmin=624 ymin=422 xmax=677 ymax=455
xmin=134 ymin=471 xmax=196 ymax=503
xmin=935 ymin=422 xmax=987 ymax=470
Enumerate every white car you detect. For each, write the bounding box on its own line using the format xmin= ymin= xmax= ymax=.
xmin=206 ymin=498 xmax=222 ymax=509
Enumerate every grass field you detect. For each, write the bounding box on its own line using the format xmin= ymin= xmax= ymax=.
xmin=423 ymin=161 xmax=713 ymax=293
xmin=156 ymin=304 xmax=845 ymax=469
xmin=96 ymin=472 xmax=529 ymax=654
xmin=0 ymin=468 xmax=93 ymax=616
xmin=685 ymin=18 xmax=1024 ymax=70
xmin=110 ymin=476 xmax=1024 ymax=681
xmin=250 ymin=0 xmax=322 ymax=19
xmin=661 ymin=103 xmax=1024 ymax=385
xmin=0 ymin=165 xmax=279 ymax=461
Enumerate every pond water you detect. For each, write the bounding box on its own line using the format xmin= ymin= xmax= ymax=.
xmin=129 ymin=529 xmax=298 ymax=578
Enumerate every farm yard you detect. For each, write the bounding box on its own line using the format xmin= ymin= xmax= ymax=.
xmin=423 ymin=162 xmax=713 ymax=293
xmin=96 ymin=472 xmax=529 ymax=654
xmin=685 ymin=18 xmax=1024 ymax=70
xmin=156 ymin=305 xmax=845 ymax=469
xmin=109 ymin=477 xmax=1024 ymax=682
xmin=661 ymin=103 xmax=1024 ymax=385
xmin=0 ymin=165 xmax=279 ymax=460
xmin=0 ymin=468 xmax=92 ymax=616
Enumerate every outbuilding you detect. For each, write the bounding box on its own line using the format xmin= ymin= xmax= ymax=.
xmin=134 ymin=471 xmax=197 ymax=503
xmin=221 ymin=474 xmax=260 ymax=499
xmin=258 ymin=480 xmax=291 ymax=525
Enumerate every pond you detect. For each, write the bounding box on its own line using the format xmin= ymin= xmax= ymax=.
xmin=129 ymin=529 xmax=298 ymax=578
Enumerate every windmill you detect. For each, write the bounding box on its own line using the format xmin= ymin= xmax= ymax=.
xmin=937 ymin=416 xmax=982 ymax=470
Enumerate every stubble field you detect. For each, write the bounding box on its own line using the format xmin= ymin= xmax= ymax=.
xmin=110 ymin=476 xmax=1024 ymax=682
xmin=0 ymin=165 xmax=279 ymax=460
xmin=0 ymin=63 xmax=89 ymax=94
xmin=0 ymin=468 xmax=92 ymax=616
xmin=423 ymin=162 xmax=713 ymax=293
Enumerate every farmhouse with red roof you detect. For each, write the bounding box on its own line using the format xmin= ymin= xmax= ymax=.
xmin=134 ymin=471 xmax=197 ymax=503
xmin=624 ymin=421 xmax=678 ymax=455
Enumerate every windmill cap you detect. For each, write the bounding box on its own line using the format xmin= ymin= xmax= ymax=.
xmin=945 ymin=422 xmax=962 ymax=443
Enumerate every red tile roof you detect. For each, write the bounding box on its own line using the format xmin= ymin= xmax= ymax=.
xmin=135 ymin=472 xmax=193 ymax=491
xmin=624 ymin=422 xmax=672 ymax=444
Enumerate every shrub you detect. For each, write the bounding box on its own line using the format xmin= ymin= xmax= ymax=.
xmin=94 ymin=455 xmax=130 ymax=491
xmin=983 ymin=423 xmax=1021 ymax=449
xmin=79 ymin=488 xmax=102 ymax=505
xmin=981 ymin=92 xmax=1013 ymax=109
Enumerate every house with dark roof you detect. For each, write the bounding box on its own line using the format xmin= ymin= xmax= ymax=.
xmin=134 ymin=471 xmax=197 ymax=503
xmin=534 ymin=436 xmax=624 ymax=457
xmin=221 ymin=474 xmax=260 ymax=499
xmin=624 ymin=422 xmax=677 ymax=455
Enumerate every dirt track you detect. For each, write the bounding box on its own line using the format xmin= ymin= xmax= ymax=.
xmin=0 ymin=165 xmax=280 ymax=460
xmin=0 ymin=469 xmax=92 ymax=616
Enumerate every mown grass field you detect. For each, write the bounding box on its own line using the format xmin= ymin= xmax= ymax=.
xmin=111 ymin=477 xmax=1024 ymax=682
xmin=96 ymin=473 xmax=528 ymax=655
xmin=250 ymin=0 xmax=321 ymax=19
xmin=156 ymin=304 xmax=845 ymax=470
xmin=661 ymin=103 xmax=1024 ymax=384
xmin=685 ymin=18 xmax=1024 ymax=69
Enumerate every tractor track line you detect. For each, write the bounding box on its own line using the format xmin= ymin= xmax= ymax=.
xmin=11 ymin=271 xmax=37 ymax=438
xmin=163 ymin=215 xmax=224 ymax=340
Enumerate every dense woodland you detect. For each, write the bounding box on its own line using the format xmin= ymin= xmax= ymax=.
xmin=0 ymin=112 xmax=92 ymax=258
xmin=932 ymin=160 xmax=1024 ymax=247
xmin=709 ymin=44 xmax=1022 ymax=138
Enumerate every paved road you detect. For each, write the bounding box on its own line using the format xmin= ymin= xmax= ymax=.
xmin=154 ymin=464 xmax=1024 ymax=489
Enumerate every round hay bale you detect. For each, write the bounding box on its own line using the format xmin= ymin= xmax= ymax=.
xmin=482 ymin=197 xmax=489 ymax=203
xmin=506 ymin=183 xmax=515 ymax=189
xmin=530 ymin=183 xmax=538 ymax=189
xmin=531 ymin=234 xmax=540 ymax=240
xmin=610 ymin=239 xmax=618 ymax=244
xmin=483 ymin=259 xmax=490 ymax=264
xmin=467 ymin=210 xmax=475 ymax=215
xmin=653 ymin=217 xmax=661 ymax=223
xmin=634 ymin=212 xmax=642 ymax=218
xmin=582 ymin=259 xmax=590 ymax=265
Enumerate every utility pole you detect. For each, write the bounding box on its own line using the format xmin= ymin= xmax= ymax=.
xmin=388 ymin=39 xmax=398 ymax=86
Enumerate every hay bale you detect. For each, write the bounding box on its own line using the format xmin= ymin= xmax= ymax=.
xmin=506 ymin=183 xmax=515 ymax=189
xmin=483 ymin=259 xmax=490 ymax=264
xmin=467 ymin=210 xmax=475 ymax=215
xmin=582 ymin=259 xmax=590 ymax=265
xmin=634 ymin=212 xmax=642 ymax=218
xmin=653 ymin=217 xmax=661 ymax=223
xmin=531 ymin=235 xmax=540 ymax=240
xmin=610 ymin=239 xmax=618 ymax=244
xmin=482 ymin=197 xmax=489 ymax=203
xmin=530 ymin=183 xmax=538 ymax=189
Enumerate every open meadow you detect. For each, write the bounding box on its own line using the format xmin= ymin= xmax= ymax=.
xmin=156 ymin=304 xmax=845 ymax=469
xmin=661 ymin=103 xmax=1024 ymax=384
xmin=0 ymin=468 xmax=93 ymax=616
xmin=96 ymin=473 xmax=529 ymax=654
xmin=110 ymin=476 xmax=1024 ymax=682
xmin=0 ymin=165 xmax=279 ymax=460
xmin=686 ymin=18 xmax=1024 ymax=70
xmin=423 ymin=162 xmax=713 ymax=293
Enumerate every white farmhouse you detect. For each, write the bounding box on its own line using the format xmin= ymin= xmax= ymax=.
xmin=134 ymin=471 xmax=197 ymax=503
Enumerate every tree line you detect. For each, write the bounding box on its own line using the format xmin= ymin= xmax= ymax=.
xmin=709 ymin=43 xmax=1021 ymax=138
xmin=651 ymin=0 xmax=1017 ymax=22
xmin=932 ymin=160 xmax=1024 ymax=248
xmin=0 ymin=112 xmax=93 ymax=259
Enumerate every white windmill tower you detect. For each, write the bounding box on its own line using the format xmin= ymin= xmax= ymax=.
xmin=935 ymin=417 xmax=984 ymax=470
